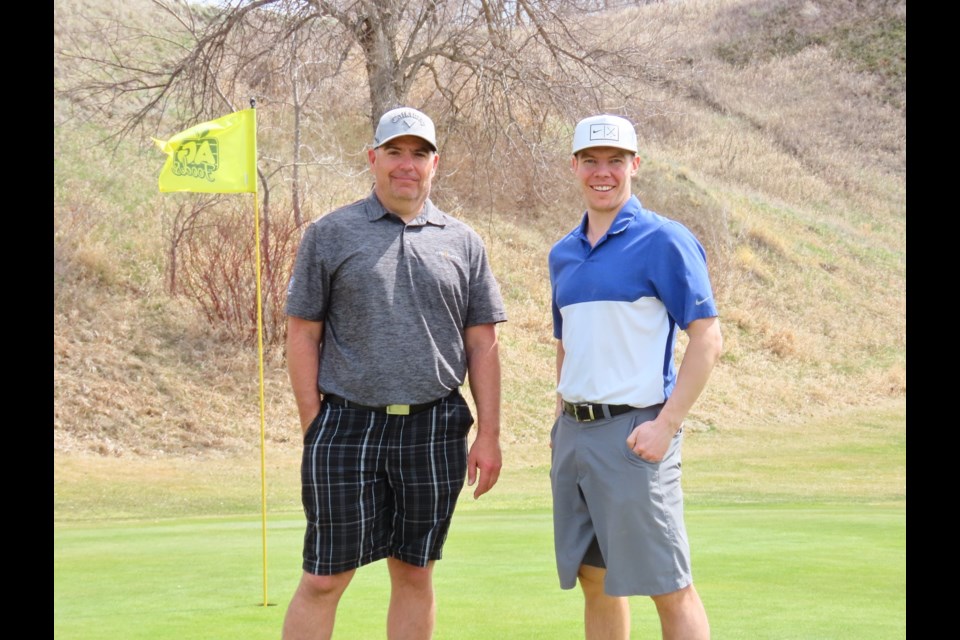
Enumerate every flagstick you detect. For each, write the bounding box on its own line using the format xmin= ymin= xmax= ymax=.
xmin=252 ymin=187 xmax=271 ymax=607
xmin=238 ymin=98 xmax=271 ymax=609
xmin=154 ymin=102 xmax=269 ymax=605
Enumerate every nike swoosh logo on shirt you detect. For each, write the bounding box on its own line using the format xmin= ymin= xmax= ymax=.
xmin=695 ymin=297 xmax=712 ymax=305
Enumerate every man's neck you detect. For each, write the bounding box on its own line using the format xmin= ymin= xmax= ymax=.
xmin=584 ymin=194 xmax=631 ymax=246
xmin=374 ymin=190 xmax=427 ymax=223
xmin=586 ymin=205 xmax=626 ymax=246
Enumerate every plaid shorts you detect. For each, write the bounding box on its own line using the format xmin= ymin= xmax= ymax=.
xmin=300 ymin=390 xmax=474 ymax=575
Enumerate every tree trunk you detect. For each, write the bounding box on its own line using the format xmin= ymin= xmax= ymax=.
xmin=354 ymin=13 xmax=402 ymax=127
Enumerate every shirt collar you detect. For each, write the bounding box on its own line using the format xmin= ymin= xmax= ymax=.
xmin=574 ymin=194 xmax=642 ymax=239
xmin=364 ymin=190 xmax=446 ymax=227
xmin=609 ymin=195 xmax=642 ymax=235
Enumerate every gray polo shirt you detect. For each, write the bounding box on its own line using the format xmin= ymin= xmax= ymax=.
xmin=285 ymin=191 xmax=507 ymax=406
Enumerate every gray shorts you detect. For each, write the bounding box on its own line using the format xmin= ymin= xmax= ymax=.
xmin=549 ymin=405 xmax=692 ymax=596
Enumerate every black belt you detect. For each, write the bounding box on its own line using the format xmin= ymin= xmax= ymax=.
xmin=323 ymin=391 xmax=454 ymax=416
xmin=562 ymin=400 xmax=635 ymax=422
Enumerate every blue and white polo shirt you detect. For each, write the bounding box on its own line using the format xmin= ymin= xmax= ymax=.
xmin=549 ymin=195 xmax=718 ymax=407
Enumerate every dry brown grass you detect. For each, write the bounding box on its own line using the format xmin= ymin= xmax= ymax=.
xmin=53 ymin=0 xmax=906 ymax=468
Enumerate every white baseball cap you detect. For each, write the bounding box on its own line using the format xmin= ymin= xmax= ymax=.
xmin=373 ymin=107 xmax=437 ymax=151
xmin=571 ymin=114 xmax=638 ymax=155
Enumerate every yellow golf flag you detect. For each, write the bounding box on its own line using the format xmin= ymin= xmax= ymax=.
xmin=153 ymin=108 xmax=258 ymax=193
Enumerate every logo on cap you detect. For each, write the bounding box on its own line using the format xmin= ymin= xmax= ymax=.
xmin=391 ymin=111 xmax=427 ymax=131
xmin=589 ymin=124 xmax=621 ymax=143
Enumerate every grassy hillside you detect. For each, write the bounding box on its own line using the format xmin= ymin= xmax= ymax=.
xmin=54 ymin=0 xmax=906 ymax=469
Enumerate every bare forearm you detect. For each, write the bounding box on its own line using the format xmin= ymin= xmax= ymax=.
xmin=463 ymin=323 xmax=503 ymax=498
xmin=465 ymin=325 xmax=501 ymax=439
xmin=286 ymin=317 xmax=324 ymax=433
xmin=658 ymin=317 xmax=723 ymax=432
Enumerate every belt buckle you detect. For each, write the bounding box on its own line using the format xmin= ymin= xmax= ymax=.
xmin=575 ymin=403 xmax=595 ymax=422
xmin=386 ymin=404 xmax=410 ymax=416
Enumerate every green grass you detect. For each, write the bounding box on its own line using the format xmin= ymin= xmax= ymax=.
xmin=55 ymin=403 xmax=905 ymax=639
xmin=54 ymin=505 xmax=905 ymax=639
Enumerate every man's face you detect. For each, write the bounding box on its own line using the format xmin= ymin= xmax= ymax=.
xmin=368 ymin=136 xmax=438 ymax=217
xmin=571 ymin=147 xmax=641 ymax=216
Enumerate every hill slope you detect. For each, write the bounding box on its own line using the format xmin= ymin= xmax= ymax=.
xmin=53 ymin=0 xmax=906 ymax=462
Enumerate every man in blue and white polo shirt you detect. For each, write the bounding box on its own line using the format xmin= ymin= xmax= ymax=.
xmin=549 ymin=114 xmax=723 ymax=640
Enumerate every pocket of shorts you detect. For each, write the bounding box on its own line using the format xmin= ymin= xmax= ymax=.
xmin=457 ymin=393 xmax=476 ymax=435
xmin=620 ymin=415 xmax=657 ymax=467
xmin=549 ymin=415 xmax=560 ymax=454
xmin=302 ymin=410 xmax=323 ymax=445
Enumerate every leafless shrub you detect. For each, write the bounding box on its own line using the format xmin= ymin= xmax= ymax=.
xmin=173 ymin=199 xmax=303 ymax=347
xmin=162 ymin=194 xmax=228 ymax=296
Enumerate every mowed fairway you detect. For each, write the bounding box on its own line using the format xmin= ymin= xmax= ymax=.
xmin=54 ymin=402 xmax=905 ymax=639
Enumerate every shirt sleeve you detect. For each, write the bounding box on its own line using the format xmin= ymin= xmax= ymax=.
xmin=650 ymin=221 xmax=718 ymax=330
xmin=465 ymin=232 xmax=508 ymax=327
xmin=284 ymin=222 xmax=330 ymax=321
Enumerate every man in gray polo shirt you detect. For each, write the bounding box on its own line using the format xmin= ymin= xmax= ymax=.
xmin=281 ymin=107 xmax=507 ymax=640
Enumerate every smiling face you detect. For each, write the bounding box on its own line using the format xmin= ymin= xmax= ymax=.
xmin=571 ymin=147 xmax=641 ymax=218
xmin=368 ymin=135 xmax=439 ymax=221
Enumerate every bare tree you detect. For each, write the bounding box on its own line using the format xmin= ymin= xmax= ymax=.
xmin=57 ymin=0 xmax=666 ymax=161
xmin=55 ymin=0 xmax=672 ymax=339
